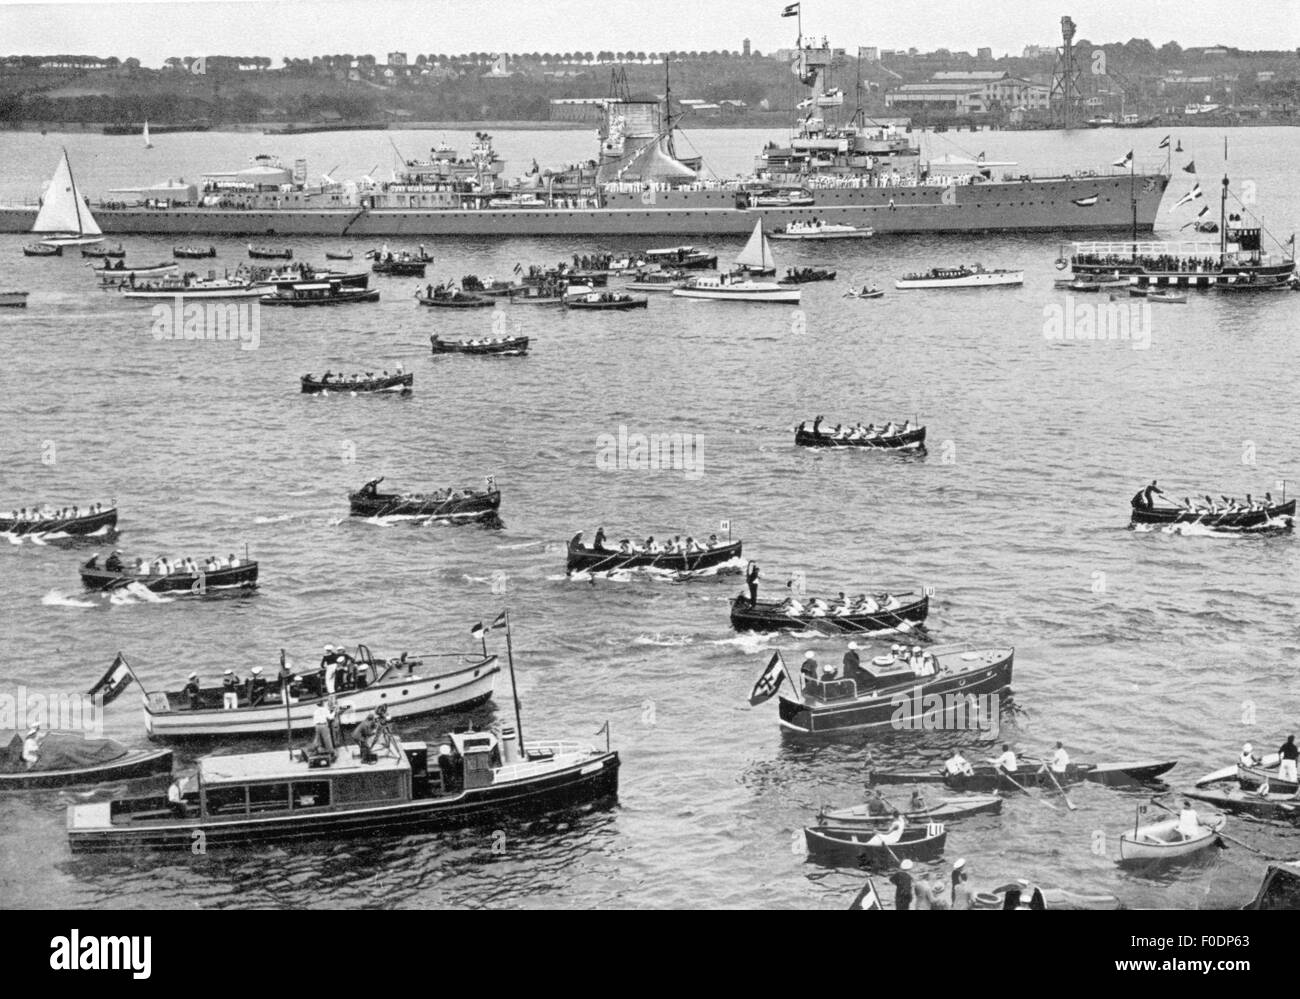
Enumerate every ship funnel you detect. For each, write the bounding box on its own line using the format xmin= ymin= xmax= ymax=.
xmin=500 ymin=725 xmax=519 ymax=764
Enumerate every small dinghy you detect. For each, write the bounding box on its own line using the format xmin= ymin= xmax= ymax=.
xmin=325 ymin=249 xmax=354 ymax=261
xmin=843 ymin=285 xmax=884 ymax=299
xmin=1116 ymin=812 xmax=1225 ymax=866
xmin=818 ymin=794 xmax=1003 ymax=827
xmin=804 ymin=823 xmax=947 ymax=868
xmin=1148 ymin=290 xmax=1187 ymax=303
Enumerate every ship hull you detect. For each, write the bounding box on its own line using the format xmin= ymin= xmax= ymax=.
xmin=0 ymin=175 xmax=1169 ymax=237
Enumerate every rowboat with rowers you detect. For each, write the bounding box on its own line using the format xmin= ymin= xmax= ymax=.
xmin=80 ymin=555 xmax=259 ymax=593
xmin=1129 ymin=483 xmax=1295 ymax=531
xmin=566 ymin=533 xmax=742 ymax=575
xmin=866 ymin=759 xmax=1177 ymax=791
xmin=430 ymin=334 xmax=529 ymax=356
xmin=1 ymin=505 xmax=117 ymax=538
xmin=348 ymin=477 xmax=501 ymax=523
xmin=729 ymin=591 xmax=929 ymax=634
xmin=795 ymin=417 xmax=926 ymax=451
xmin=301 ymin=371 xmax=413 ymax=395
xmin=818 ymin=794 xmax=1003 ymax=827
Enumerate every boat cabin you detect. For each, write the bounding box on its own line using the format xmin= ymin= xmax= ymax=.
xmin=194 ymin=746 xmax=418 ymax=817
xmin=799 ymin=653 xmax=927 ymax=704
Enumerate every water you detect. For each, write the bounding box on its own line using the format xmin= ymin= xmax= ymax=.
xmin=0 ymin=126 xmax=1297 ymax=909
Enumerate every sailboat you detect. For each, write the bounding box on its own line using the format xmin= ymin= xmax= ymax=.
xmin=732 ymin=218 xmax=778 ymax=276
xmin=671 ymin=220 xmax=800 ymax=303
xmin=143 ymin=121 xmax=153 ymax=149
xmin=31 ymin=148 xmax=104 ymax=247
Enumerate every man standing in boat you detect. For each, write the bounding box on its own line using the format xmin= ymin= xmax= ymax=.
xmin=745 ymin=561 xmax=760 ymax=605
xmin=1131 ymin=480 xmax=1165 ymax=511
xmin=1278 ymin=735 xmax=1299 ymax=784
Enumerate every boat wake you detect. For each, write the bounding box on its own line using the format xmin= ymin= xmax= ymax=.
xmin=41 ymin=590 xmax=97 ymax=608
xmin=108 ymin=583 xmax=172 ymax=604
xmin=254 ymin=513 xmax=298 ymax=525
xmin=631 ymin=633 xmax=695 ymax=648
xmin=494 ymin=540 xmax=548 ymax=551
xmin=1137 ymin=519 xmax=1294 ymax=538
xmin=710 ymin=633 xmax=781 ymax=654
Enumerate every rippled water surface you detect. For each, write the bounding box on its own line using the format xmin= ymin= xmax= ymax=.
xmin=0 ymin=126 xmax=1297 ymax=909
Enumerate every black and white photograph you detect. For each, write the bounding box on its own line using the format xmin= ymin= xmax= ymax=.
xmin=0 ymin=0 xmax=1297 ymax=944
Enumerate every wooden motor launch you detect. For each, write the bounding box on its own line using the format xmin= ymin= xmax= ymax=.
xmin=112 ymin=647 xmax=501 ymax=738
xmin=66 ymin=613 xmax=619 ymax=852
xmin=348 ymin=477 xmax=501 ymax=522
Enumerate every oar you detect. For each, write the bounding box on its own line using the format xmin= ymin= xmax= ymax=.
xmin=1147 ymin=796 xmax=1272 ymax=856
xmin=996 ymin=766 xmax=1060 ymax=811
xmin=1041 ymin=764 xmax=1077 ymax=811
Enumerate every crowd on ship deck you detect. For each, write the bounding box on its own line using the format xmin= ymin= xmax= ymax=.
xmin=1074 ymin=252 xmax=1223 ymax=273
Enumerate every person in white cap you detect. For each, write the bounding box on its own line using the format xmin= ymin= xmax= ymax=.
xmin=183 ymin=671 xmax=201 ymax=710
xmin=222 ymin=669 xmax=239 ymax=710
xmin=951 ymin=858 xmax=972 ymax=910
xmin=1239 ymin=743 xmax=1258 ymax=768
xmin=890 ymin=859 xmax=914 ymax=911
xmin=842 ymin=641 xmax=861 ymax=676
xmin=820 ymin=658 xmax=838 ymax=681
xmin=800 ymin=650 xmax=819 ymax=682
xmin=247 ymin=666 xmax=267 ymax=706
xmin=22 ymin=725 xmax=47 ymax=769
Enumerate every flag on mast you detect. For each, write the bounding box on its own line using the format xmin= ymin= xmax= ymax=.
xmin=491 ymin=610 xmax=508 ymax=630
xmin=749 ymin=651 xmax=787 ymax=705
xmin=1173 ymin=183 xmax=1203 ymax=208
xmin=1112 ymin=150 xmax=1133 ymax=168
xmin=848 ymin=875 xmax=884 ymax=910
xmin=781 ymin=2 xmax=801 ymax=15
xmin=1158 ymin=135 xmax=1170 ymax=149
xmin=86 ymin=653 xmax=137 ymax=706
xmin=470 ymin=621 xmax=485 ymax=639
xmin=1182 ymin=160 xmax=1196 ymax=174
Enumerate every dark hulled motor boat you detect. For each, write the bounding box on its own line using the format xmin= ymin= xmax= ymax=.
xmin=778 ymin=267 xmax=837 ymax=284
xmin=868 ymin=759 xmax=1177 ymax=791
xmin=730 ymin=591 xmax=929 ymax=634
xmin=795 ymin=418 xmax=927 ymax=451
xmin=348 ymin=477 xmax=501 ymax=523
xmin=0 ymin=730 xmax=171 ymax=790
xmin=81 ymin=243 xmax=125 ymax=259
xmin=66 ymin=725 xmax=619 ymax=853
xmin=301 ymin=372 xmax=413 ymax=395
xmin=430 ymin=334 xmax=530 ymax=356
xmin=174 ymin=245 xmax=217 ymax=259
xmin=804 ymin=823 xmax=947 ymax=868
xmin=80 ymin=555 xmax=258 ymax=593
xmin=260 ymin=281 xmax=379 ymax=306
xmin=774 ymin=645 xmax=1012 ymax=735
xmin=1 ymin=506 xmax=117 ymax=538
xmin=566 ymin=535 xmax=742 ymax=575
xmin=564 ymin=291 xmax=647 ymax=311
xmin=416 ymin=286 xmax=495 ymax=308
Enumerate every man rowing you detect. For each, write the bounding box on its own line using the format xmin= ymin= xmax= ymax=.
xmin=990 ymin=744 xmax=1018 ymax=773
xmin=1042 ymin=741 xmax=1070 ymax=774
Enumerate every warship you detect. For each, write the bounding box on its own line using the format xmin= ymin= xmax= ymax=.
xmin=0 ymin=44 xmax=1169 ymax=238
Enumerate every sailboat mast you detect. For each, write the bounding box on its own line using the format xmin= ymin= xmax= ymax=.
xmin=503 ymin=610 xmax=525 ymax=755
xmin=63 ymin=147 xmax=85 ymax=237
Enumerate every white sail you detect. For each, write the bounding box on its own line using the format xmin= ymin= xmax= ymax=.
xmin=32 ymin=149 xmax=102 ymax=238
xmin=735 ymin=220 xmax=776 ymax=270
xmin=143 ymin=121 xmax=152 ymax=148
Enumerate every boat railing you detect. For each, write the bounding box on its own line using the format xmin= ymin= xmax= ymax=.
xmin=999 ymin=161 xmax=1166 ymax=181
xmin=492 ymin=740 xmax=600 ymax=782
xmin=1069 ymin=239 xmax=1222 ymax=257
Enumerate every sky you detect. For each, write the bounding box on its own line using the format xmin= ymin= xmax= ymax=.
xmin=0 ymin=0 xmax=1296 ymax=66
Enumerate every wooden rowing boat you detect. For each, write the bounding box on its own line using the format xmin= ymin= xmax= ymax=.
xmin=795 ymin=424 xmax=926 ymax=451
xmin=868 ymin=759 xmax=1176 ymax=790
xmin=301 ymin=372 xmax=413 ymax=395
xmin=1184 ymin=787 xmax=1300 ymax=823
xmin=567 ymin=537 xmax=741 ymax=575
xmin=348 ymin=477 xmax=501 ymax=522
xmin=1116 ymin=813 xmax=1224 ymax=865
xmin=819 ymin=794 xmax=1002 ymax=827
xmin=730 ymin=592 xmax=929 ymax=634
xmin=430 ymin=334 xmax=529 ymax=356
xmin=804 ymin=823 xmax=947 ymax=868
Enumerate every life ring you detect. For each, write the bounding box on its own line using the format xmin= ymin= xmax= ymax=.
xmin=1054 ymin=258 xmax=1068 ymax=270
